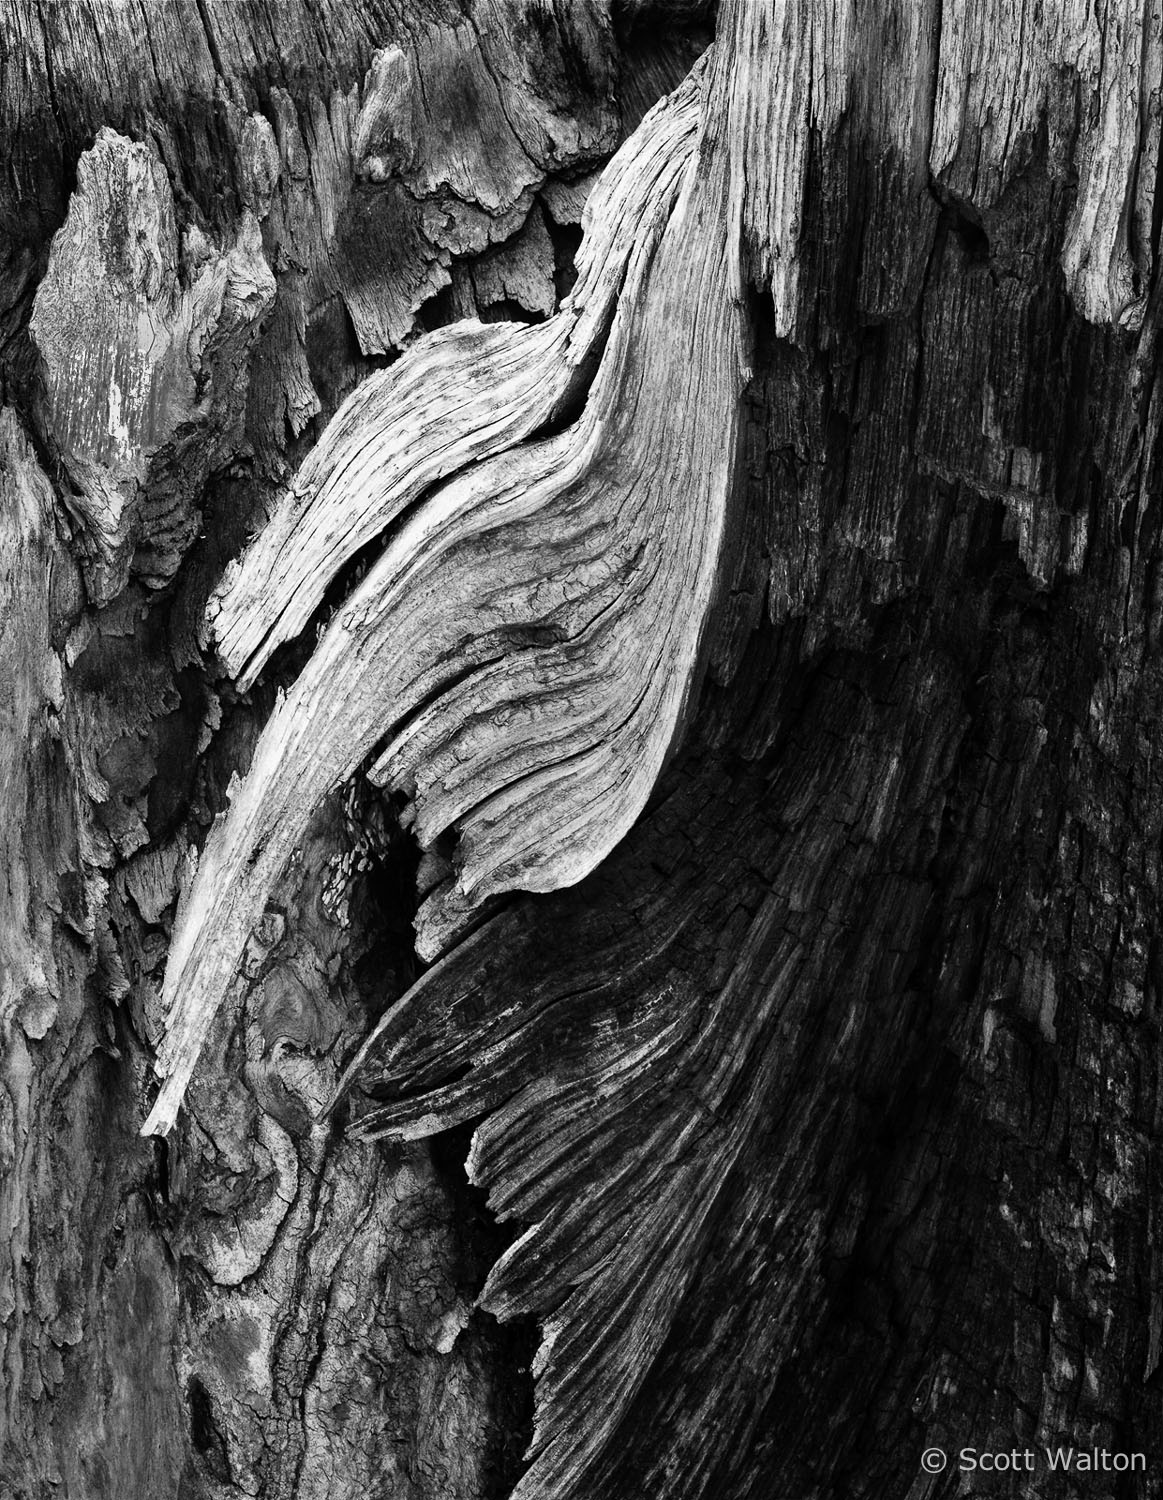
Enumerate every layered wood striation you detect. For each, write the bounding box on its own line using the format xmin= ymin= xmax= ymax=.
xmin=142 ymin=58 xmax=750 ymax=1135
xmin=7 ymin=1 xmax=1163 ymax=1498
xmin=0 ymin=6 xmax=702 ymax=1498
xmin=338 ymin=3 xmax=1163 ymax=1498
xmin=209 ymin=67 xmax=705 ymax=691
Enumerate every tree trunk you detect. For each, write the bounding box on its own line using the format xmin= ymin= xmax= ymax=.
xmin=3 ymin=2 xmax=1162 ymax=1498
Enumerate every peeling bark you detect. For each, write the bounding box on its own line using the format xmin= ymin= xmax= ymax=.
xmin=30 ymin=130 xmax=274 ymax=604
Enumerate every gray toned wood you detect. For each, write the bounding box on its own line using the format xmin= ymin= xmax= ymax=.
xmin=3 ymin=2 xmax=1162 ymax=1499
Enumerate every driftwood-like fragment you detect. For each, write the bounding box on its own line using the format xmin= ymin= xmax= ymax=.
xmin=142 ymin=59 xmax=742 ymax=1136
xmin=210 ymin=77 xmax=703 ymax=686
xmin=135 ymin=0 xmax=1163 ymax=1478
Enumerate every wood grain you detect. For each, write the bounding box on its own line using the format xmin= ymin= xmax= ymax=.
xmin=30 ymin=130 xmax=274 ymax=604
xmin=142 ymin=58 xmax=739 ymax=1135
xmin=6 ymin=1 xmax=1163 ymax=1497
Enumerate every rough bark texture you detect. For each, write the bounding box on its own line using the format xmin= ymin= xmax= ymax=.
xmin=3 ymin=2 xmax=1163 ymax=1499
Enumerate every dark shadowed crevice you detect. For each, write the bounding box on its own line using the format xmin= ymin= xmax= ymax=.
xmin=612 ymin=0 xmax=717 ymax=33
xmin=184 ymin=1374 xmax=231 ymax=1482
xmin=929 ymin=181 xmax=992 ymax=265
xmin=344 ymin=781 xmax=426 ymax=1031
xmin=428 ymin=1122 xmax=538 ymax=1500
xmin=548 ymin=219 xmax=583 ymax=303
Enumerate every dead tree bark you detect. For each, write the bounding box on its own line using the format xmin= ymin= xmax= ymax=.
xmin=3 ymin=2 xmax=1163 ymax=1499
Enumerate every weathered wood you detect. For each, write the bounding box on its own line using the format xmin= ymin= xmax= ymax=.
xmin=6 ymin=0 xmax=1163 ymax=1498
xmin=1 ymin=5 xmax=692 ymax=1497
xmin=335 ymin=2 xmax=1163 ymax=1497
xmin=30 ymin=130 xmax=274 ymax=605
xmin=142 ymin=60 xmax=730 ymax=1134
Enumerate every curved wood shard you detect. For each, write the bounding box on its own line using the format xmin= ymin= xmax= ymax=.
xmin=211 ymin=74 xmax=704 ymax=688
xmin=142 ymin=58 xmax=748 ymax=1136
xmin=12 ymin=0 xmax=1163 ymax=1493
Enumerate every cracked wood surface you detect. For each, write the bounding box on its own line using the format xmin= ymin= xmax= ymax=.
xmin=0 ymin=5 xmax=683 ymax=1498
xmin=30 ymin=129 xmax=274 ymax=605
xmin=143 ymin=61 xmax=735 ymax=1134
xmin=5 ymin=1 xmax=1163 ymax=1498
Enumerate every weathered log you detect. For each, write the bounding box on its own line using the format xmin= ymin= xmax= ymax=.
xmin=6 ymin=0 xmax=1163 ymax=1498
xmin=1 ymin=6 xmax=677 ymax=1496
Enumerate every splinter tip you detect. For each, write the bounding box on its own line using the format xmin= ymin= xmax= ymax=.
xmin=140 ymin=1092 xmax=179 ymax=1138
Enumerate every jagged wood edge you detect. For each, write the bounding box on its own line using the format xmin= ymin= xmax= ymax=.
xmin=210 ymin=65 xmax=706 ymax=690
xmin=140 ymin=56 xmax=740 ymax=1137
